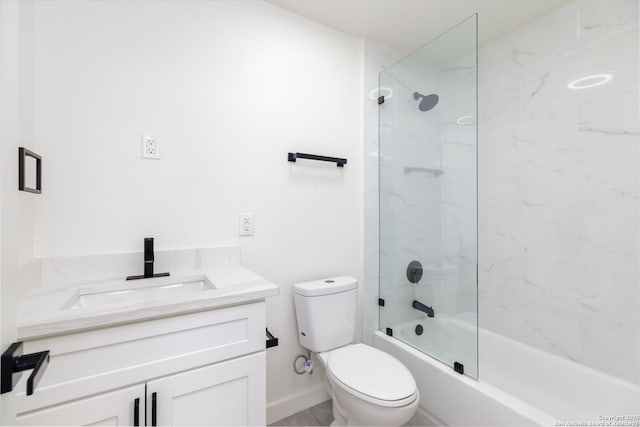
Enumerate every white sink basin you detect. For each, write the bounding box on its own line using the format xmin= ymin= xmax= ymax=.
xmin=64 ymin=275 xmax=216 ymax=310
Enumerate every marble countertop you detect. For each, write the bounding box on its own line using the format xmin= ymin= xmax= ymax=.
xmin=18 ymin=264 xmax=279 ymax=340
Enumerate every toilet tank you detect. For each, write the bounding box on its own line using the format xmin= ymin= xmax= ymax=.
xmin=293 ymin=276 xmax=358 ymax=353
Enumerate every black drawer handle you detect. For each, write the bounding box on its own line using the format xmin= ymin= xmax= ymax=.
xmin=152 ymin=392 xmax=157 ymax=426
xmin=133 ymin=397 xmax=140 ymax=426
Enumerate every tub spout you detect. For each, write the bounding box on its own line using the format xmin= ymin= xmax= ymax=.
xmin=412 ymin=300 xmax=435 ymax=318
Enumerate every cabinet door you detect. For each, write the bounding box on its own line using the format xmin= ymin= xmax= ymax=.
xmin=147 ymin=352 xmax=266 ymax=426
xmin=16 ymin=383 xmax=145 ymax=426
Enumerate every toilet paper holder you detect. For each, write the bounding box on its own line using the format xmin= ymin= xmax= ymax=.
xmin=266 ymin=328 xmax=278 ymax=349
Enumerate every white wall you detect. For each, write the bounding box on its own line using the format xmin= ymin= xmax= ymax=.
xmin=31 ymin=0 xmax=363 ymax=420
xmin=0 ymin=0 xmax=38 ymax=423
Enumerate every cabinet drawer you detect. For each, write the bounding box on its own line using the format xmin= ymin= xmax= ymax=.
xmin=15 ymin=302 xmax=265 ymax=414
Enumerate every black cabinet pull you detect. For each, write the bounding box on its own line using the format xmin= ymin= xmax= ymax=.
xmin=133 ymin=397 xmax=140 ymax=426
xmin=151 ymin=392 xmax=157 ymax=426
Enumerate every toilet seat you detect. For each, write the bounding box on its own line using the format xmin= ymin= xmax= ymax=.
xmin=324 ymin=344 xmax=418 ymax=408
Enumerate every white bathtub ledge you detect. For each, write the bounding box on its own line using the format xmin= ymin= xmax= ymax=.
xmin=372 ymin=331 xmax=556 ymax=426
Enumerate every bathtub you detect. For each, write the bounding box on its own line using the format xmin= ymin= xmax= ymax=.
xmin=372 ymin=317 xmax=640 ymax=425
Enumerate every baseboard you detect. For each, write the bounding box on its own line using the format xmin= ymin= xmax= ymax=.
xmin=267 ymin=384 xmax=330 ymax=425
xmin=416 ymin=405 xmax=447 ymax=426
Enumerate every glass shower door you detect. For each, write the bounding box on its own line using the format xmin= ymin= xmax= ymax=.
xmin=379 ymin=15 xmax=478 ymax=378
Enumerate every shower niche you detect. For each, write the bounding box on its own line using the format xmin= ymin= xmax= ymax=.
xmin=378 ymin=15 xmax=478 ymax=378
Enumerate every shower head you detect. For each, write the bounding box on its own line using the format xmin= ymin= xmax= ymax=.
xmin=413 ymin=92 xmax=439 ymax=112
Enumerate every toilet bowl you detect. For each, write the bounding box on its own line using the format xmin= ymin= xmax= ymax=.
xmin=317 ymin=343 xmax=419 ymax=426
xmin=293 ymin=276 xmax=419 ymax=426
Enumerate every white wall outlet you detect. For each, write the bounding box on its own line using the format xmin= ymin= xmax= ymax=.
xmin=142 ymin=133 xmax=160 ymax=159
xmin=239 ymin=213 xmax=254 ymax=236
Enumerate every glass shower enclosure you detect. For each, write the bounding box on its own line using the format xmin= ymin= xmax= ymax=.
xmin=378 ymin=16 xmax=478 ymax=377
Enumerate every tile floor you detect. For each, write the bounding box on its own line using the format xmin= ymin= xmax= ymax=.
xmin=270 ymin=400 xmax=333 ymax=426
xmin=270 ymin=400 xmax=435 ymax=426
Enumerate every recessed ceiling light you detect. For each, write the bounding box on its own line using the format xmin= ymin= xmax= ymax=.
xmin=567 ymin=73 xmax=613 ymax=90
xmin=369 ymin=86 xmax=393 ymax=100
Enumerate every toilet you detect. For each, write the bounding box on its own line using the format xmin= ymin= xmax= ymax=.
xmin=293 ymin=276 xmax=419 ymax=426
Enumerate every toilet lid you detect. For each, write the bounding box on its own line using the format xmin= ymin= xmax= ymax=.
xmin=326 ymin=344 xmax=417 ymax=403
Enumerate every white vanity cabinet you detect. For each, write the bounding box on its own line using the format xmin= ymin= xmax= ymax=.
xmin=14 ymin=302 xmax=267 ymax=426
xmin=15 ymin=383 xmax=146 ymax=426
xmin=148 ymin=352 xmax=265 ymax=426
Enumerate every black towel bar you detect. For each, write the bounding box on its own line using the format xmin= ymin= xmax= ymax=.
xmin=288 ymin=152 xmax=347 ymax=167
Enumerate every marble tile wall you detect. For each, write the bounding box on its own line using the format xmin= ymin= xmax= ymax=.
xmin=362 ymin=40 xmax=405 ymax=345
xmin=364 ymin=0 xmax=639 ymax=385
xmin=378 ymin=54 xmax=446 ymax=329
xmin=435 ymin=38 xmax=478 ymax=319
xmin=35 ymin=246 xmax=241 ymax=293
xmin=478 ymin=0 xmax=639 ymax=384
xmin=369 ymin=19 xmax=479 ymax=361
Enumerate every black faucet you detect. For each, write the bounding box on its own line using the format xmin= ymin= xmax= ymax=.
xmin=412 ymin=300 xmax=435 ymax=318
xmin=126 ymin=238 xmax=170 ymax=281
